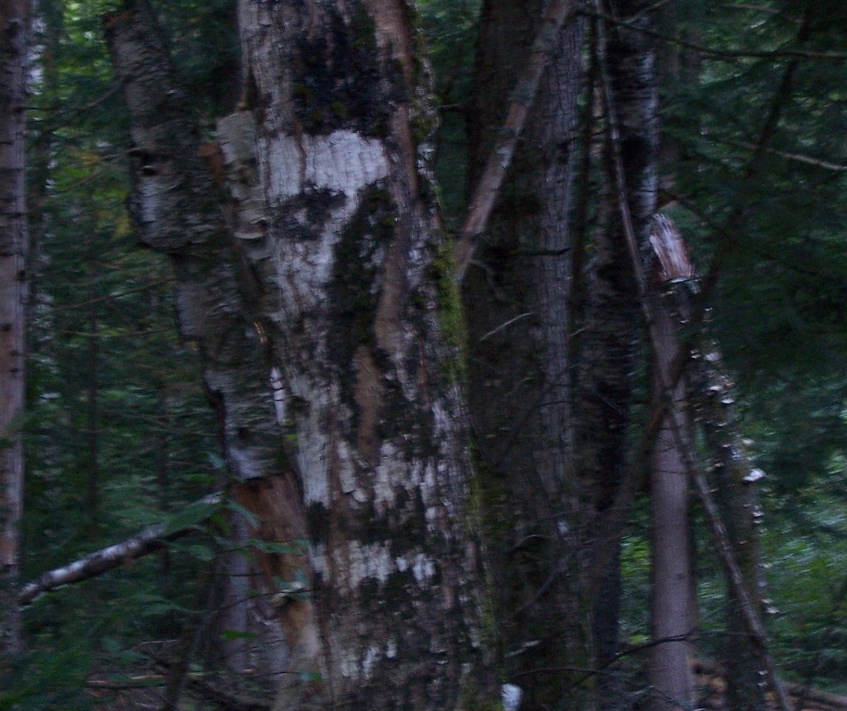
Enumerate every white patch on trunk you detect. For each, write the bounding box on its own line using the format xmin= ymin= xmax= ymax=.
xmin=341 ymin=541 xmax=393 ymax=590
xmin=264 ymin=130 xmax=390 ymax=201
xmin=411 ymin=553 xmax=435 ymax=582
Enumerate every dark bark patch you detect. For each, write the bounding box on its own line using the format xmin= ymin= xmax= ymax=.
xmin=328 ymin=184 xmax=395 ymax=426
xmin=293 ymin=4 xmax=405 ymax=137
xmin=277 ymin=187 xmax=346 ymax=242
xmin=306 ymin=501 xmax=330 ymax=545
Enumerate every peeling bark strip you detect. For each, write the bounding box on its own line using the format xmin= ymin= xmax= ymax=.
xmin=236 ymin=1 xmax=498 ymax=706
xmin=454 ymin=0 xmax=574 ymax=282
xmin=0 ymin=0 xmax=31 ymax=656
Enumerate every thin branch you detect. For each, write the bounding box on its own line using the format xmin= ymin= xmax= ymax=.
xmin=18 ymin=493 xmax=221 ymax=606
xmin=582 ymin=8 xmax=845 ymax=60
xmin=453 ymin=0 xmax=575 ymax=282
xmin=711 ymin=135 xmax=847 ymax=172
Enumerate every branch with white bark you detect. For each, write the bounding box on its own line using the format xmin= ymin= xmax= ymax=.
xmin=18 ymin=493 xmax=221 ymax=606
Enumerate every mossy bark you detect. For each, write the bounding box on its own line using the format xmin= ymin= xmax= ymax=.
xmin=237 ymin=1 xmax=498 ymax=705
xmin=111 ymin=0 xmax=498 ymax=708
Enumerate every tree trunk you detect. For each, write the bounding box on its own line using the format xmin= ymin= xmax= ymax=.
xmin=0 ymin=0 xmax=31 ymax=657
xmin=577 ymin=1 xmax=659 ymax=706
xmin=646 ymin=217 xmax=696 ymax=711
xmin=107 ymin=0 xmax=499 ymax=707
xmin=463 ymin=1 xmax=590 ymax=707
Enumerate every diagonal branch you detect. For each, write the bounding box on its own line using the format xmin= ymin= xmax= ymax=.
xmin=593 ymin=5 xmax=792 ymax=710
xmin=18 ymin=493 xmax=221 ymax=606
xmin=453 ymin=0 xmax=574 ymax=282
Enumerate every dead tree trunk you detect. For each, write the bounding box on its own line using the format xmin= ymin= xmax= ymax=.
xmin=0 ymin=0 xmax=31 ymax=657
xmin=107 ymin=0 xmax=499 ymax=707
xmin=579 ymin=2 xmax=659 ymax=707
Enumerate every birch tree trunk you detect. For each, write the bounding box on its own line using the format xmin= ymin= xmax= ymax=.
xmin=0 ymin=0 xmax=31 ymax=657
xmin=463 ymin=2 xmax=590 ymax=707
xmin=108 ymin=0 xmax=498 ymax=707
xmin=578 ymin=2 xmax=659 ymax=706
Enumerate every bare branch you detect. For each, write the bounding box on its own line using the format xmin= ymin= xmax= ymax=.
xmin=584 ymin=8 xmax=845 ymax=61
xmin=453 ymin=0 xmax=575 ymax=282
xmin=18 ymin=493 xmax=221 ymax=606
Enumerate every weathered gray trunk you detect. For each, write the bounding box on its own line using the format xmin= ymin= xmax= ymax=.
xmin=646 ymin=216 xmax=697 ymax=711
xmin=578 ymin=1 xmax=659 ymax=707
xmin=0 ymin=0 xmax=31 ymax=657
xmin=463 ymin=1 xmax=590 ymax=707
xmin=692 ymin=336 xmax=768 ymax=711
xmin=108 ymin=0 xmax=498 ymax=707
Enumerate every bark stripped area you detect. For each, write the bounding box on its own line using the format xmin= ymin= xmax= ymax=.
xmin=462 ymin=1 xmax=589 ymax=707
xmin=104 ymin=0 xmax=312 ymax=695
xmin=0 ymin=0 xmax=30 ymax=656
xmin=235 ymin=1 xmax=498 ymax=708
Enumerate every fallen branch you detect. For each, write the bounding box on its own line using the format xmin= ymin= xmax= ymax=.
xmin=18 ymin=492 xmax=221 ymax=606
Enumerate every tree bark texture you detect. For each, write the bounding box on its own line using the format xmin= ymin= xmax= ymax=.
xmin=577 ymin=1 xmax=659 ymax=706
xmin=647 ymin=215 xmax=697 ymax=711
xmin=235 ymin=2 xmax=498 ymax=706
xmin=463 ymin=1 xmax=589 ymax=707
xmin=0 ymin=0 xmax=31 ymax=657
xmin=108 ymin=1 xmax=499 ymax=708
xmin=105 ymin=1 xmax=316 ymax=702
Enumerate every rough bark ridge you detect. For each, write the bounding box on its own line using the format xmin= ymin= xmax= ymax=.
xmin=463 ymin=1 xmax=589 ymax=707
xmin=104 ymin=0 xmax=312 ymax=696
xmin=576 ymin=0 xmax=658 ymax=706
xmin=0 ymin=0 xmax=31 ymax=656
xmin=236 ymin=1 xmax=498 ymax=708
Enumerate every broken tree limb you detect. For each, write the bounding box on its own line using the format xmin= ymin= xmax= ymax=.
xmin=652 ymin=214 xmax=770 ymax=710
xmin=453 ymin=0 xmax=574 ymax=282
xmin=593 ymin=6 xmax=791 ymax=708
xmin=18 ymin=493 xmax=221 ymax=606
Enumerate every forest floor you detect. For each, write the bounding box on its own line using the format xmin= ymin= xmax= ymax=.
xmin=694 ymin=661 xmax=847 ymax=711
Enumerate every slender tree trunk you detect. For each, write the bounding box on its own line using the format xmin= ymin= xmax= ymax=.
xmin=107 ymin=0 xmax=499 ymax=706
xmin=463 ymin=1 xmax=590 ymax=707
xmin=646 ymin=219 xmax=696 ymax=711
xmin=85 ymin=256 xmax=100 ymax=540
xmin=577 ymin=1 xmax=659 ymax=707
xmin=0 ymin=0 xmax=31 ymax=657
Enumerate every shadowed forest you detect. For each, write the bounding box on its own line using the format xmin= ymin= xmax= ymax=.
xmin=3 ymin=1 xmax=847 ymax=710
